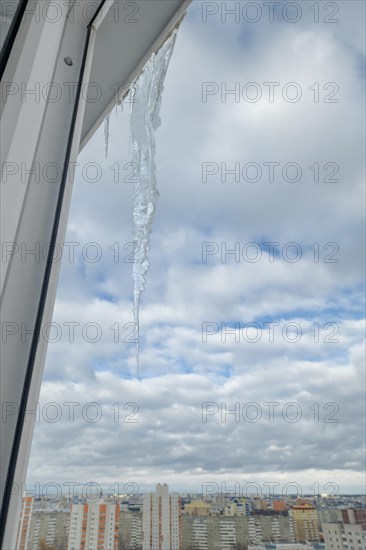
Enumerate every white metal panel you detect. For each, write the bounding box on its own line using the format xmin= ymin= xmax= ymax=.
xmin=0 ymin=0 xmax=68 ymax=291
xmin=2 ymin=20 xmax=99 ymax=550
xmin=0 ymin=1 xmax=90 ymax=545
xmin=80 ymin=0 xmax=191 ymax=149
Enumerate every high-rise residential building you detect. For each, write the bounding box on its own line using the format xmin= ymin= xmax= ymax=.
xmin=182 ymin=514 xmax=296 ymax=549
xmin=67 ymin=502 xmax=120 ymax=550
xmin=220 ymin=518 xmax=237 ymax=549
xmin=142 ymin=483 xmax=182 ymax=550
xmin=223 ymin=500 xmax=248 ymax=517
xmin=342 ymin=523 xmax=366 ymax=550
xmin=290 ymin=501 xmax=320 ymax=542
xmin=342 ymin=509 xmax=366 ymax=525
xmin=254 ymin=499 xmax=269 ymax=511
xmin=323 ymin=522 xmax=366 ymax=550
xmin=182 ymin=516 xmax=209 ymax=550
xmin=184 ymin=501 xmax=211 ymax=516
xmin=248 ymin=516 xmax=264 ymax=545
xmin=16 ymin=496 xmax=34 ymax=550
xmin=323 ymin=523 xmax=344 ymax=550
xmin=27 ymin=510 xmax=70 ymax=550
xmin=274 ymin=501 xmax=288 ymax=513
xmin=318 ymin=508 xmax=342 ymax=527
xmin=267 ymin=544 xmax=315 ymax=550
xmin=119 ymin=510 xmax=142 ymax=549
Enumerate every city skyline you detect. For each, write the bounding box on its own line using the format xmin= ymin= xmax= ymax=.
xmin=15 ymin=489 xmax=366 ymax=550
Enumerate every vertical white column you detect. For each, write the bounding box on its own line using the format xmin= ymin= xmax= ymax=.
xmin=0 ymin=1 xmax=98 ymax=546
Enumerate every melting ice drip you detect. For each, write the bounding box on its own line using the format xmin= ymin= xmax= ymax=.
xmin=102 ymin=28 xmax=180 ymax=376
xmin=104 ymin=103 xmax=123 ymax=160
xmin=128 ymin=29 xmax=179 ymax=378
xmin=104 ymin=114 xmax=110 ymax=158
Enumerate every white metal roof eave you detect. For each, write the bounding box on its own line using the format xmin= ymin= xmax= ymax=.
xmin=79 ymin=0 xmax=192 ymax=151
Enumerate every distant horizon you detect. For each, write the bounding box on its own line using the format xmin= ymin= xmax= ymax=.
xmin=24 ymin=483 xmax=366 ymax=499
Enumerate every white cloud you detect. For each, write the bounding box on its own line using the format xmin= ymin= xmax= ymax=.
xmin=27 ymin=0 xmax=365 ymax=493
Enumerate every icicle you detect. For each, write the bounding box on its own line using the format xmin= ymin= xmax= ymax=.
xmin=104 ymin=114 xmax=110 ymax=158
xmin=115 ymin=99 xmax=123 ymax=116
xmin=129 ymin=29 xmax=179 ymax=378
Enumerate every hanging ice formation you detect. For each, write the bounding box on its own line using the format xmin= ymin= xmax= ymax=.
xmin=129 ymin=29 xmax=179 ymax=377
xmin=115 ymin=99 xmax=123 ymax=116
xmin=104 ymin=114 xmax=110 ymax=158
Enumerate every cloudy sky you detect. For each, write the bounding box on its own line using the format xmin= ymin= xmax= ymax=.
xmin=27 ymin=1 xmax=365 ymax=497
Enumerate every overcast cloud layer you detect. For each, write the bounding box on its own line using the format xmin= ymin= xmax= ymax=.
xmin=27 ymin=1 xmax=365 ymax=496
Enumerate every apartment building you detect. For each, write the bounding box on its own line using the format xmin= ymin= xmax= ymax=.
xmin=28 ymin=511 xmax=69 ymax=550
xmin=274 ymin=501 xmax=288 ymax=513
xmin=120 ymin=510 xmax=142 ymax=549
xmin=342 ymin=523 xmax=366 ymax=550
xmin=16 ymin=496 xmax=34 ymax=550
xmin=290 ymin=502 xmax=320 ymax=542
xmin=184 ymin=501 xmax=211 ymax=516
xmin=142 ymin=484 xmax=182 ymax=550
xmin=342 ymin=510 xmax=366 ymax=526
xmin=182 ymin=514 xmax=296 ymax=549
xmin=323 ymin=522 xmax=366 ymax=550
xmin=318 ymin=509 xmax=342 ymax=527
xmin=67 ymin=502 xmax=119 ymax=550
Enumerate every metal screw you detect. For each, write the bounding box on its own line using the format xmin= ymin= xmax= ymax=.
xmin=64 ymin=57 xmax=73 ymax=66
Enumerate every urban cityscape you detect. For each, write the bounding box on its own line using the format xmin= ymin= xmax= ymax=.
xmin=2 ymin=0 xmax=365 ymax=549
xmin=16 ymin=484 xmax=366 ymax=550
